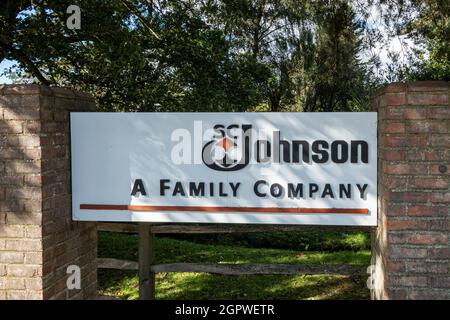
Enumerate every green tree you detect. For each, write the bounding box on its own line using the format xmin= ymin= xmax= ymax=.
xmin=365 ymin=0 xmax=450 ymax=82
xmin=303 ymin=1 xmax=369 ymax=112
xmin=406 ymin=0 xmax=450 ymax=80
xmin=1 ymin=0 xmax=394 ymax=112
xmin=0 ymin=0 xmax=271 ymax=111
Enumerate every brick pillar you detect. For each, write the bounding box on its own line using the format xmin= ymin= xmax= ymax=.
xmin=0 ymin=85 xmax=97 ymax=300
xmin=371 ymin=81 xmax=449 ymax=299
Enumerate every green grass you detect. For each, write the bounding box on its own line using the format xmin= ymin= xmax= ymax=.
xmin=99 ymin=271 xmax=370 ymax=300
xmin=169 ymin=231 xmax=371 ymax=251
xmin=98 ymin=231 xmax=371 ymax=300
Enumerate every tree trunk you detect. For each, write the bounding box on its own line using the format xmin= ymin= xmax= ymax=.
xmin=269 ymin=93 xmax=281 ymax=112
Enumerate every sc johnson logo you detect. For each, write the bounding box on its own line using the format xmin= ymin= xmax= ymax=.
xmin=200 ymin=124 xmax=369 ymax=171
xmin=202 ymin=124 xmax=252 ymax=171
xmin=170 ymin=122 xmax=369 ymax=170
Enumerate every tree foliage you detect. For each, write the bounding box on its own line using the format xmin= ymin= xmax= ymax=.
xmin=405 ymin=0 xmax=450 ymax=80
xmin=0 ymin=1 xmax=447 ymax=112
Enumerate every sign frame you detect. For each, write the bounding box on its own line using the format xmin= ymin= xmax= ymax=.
xmin=70 ymin=112 xmax=378 ymax=226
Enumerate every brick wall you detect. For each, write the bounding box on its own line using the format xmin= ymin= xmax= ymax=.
xmin=0 ymin=85 xmax=97 ymax=300
xmin=371 ymin=81 xmax=449 ymax=299
xmin=2 ymin=82 xmax=448 ymax=300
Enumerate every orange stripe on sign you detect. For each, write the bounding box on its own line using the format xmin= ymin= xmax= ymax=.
xmin=80 ymin=204 xmax=369 ymax=214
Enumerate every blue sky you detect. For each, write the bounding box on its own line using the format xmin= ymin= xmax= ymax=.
xmin=0 ymin=59 xmax=14 ymax=84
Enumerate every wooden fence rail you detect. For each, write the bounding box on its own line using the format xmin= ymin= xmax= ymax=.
xmin=98 ymin=258 xmax=366 ymax=275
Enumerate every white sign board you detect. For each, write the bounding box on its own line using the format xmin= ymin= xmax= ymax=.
xmin=71 ymin=113 xmax=377 ymax=226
